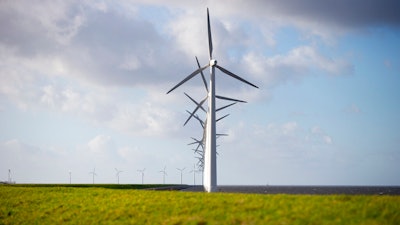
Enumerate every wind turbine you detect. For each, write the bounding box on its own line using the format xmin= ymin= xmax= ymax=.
xmin=69 ymin=170 xmax=71 ymax=184
xmin=8 ymin=169 xmax=12 ymax=183
xmin=137 ymin=168 xmax=145 ymax=184
xmin=159 ymin=166 xmax=167 ymax=184
xmin=189 ymin=164 xmax=198 ymax=185
xmin=167 ymin=8 xmax=258 ymax=192
xmin=115 ymin=168 xmax=123 ymax=184
xmin=89 ymin=168 xmax=97 ymax=184
xmin=176 ymin=167 xmax=186 ymax=184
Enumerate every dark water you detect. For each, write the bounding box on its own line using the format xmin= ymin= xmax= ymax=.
xmin=181 ymin=185 xmax=400 ymax=195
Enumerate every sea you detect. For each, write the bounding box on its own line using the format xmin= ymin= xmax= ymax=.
xmin=180 ymin=185 xmax=400 ymax=195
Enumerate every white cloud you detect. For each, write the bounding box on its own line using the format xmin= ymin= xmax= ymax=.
xmin=131 ymin=0 xmax=400 ymax=42
xmin=244 ymin=46 xmax=353 ymax=88
xmin=227 ymin=121 xmax=333 ymax=158
xmin=345 ymin=103 xmax=362 ymax=114
xmin=323 ymin=136 xmax=333 ymax=145
xmin=167 ymin=14 xmax=207 ymax=59
xmin=282 ymin=121 xmax=298 ymax=135
xmin=0 ymin=0 xmax=87 ymax=54
xmin=309 ymin=126 xmax=333 ymax=145
xmin=215 ymin=120 xmax=340 ymax=184
xmin=0 ymin=1 xmax=353 ymax=151
xmin=119 ymin=55 xmax=142 ymax=71
xmin=0 ymin=1 xmax=354 ymax=116
xmin=87 ymin=135 xmax=115 ymax=154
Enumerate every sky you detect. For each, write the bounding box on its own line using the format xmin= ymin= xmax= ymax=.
xmin=1 ymin=0 xmax=399 ymax=185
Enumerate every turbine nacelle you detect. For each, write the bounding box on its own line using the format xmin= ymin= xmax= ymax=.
xmin=210 ymin=59 xmax=217 ymax=66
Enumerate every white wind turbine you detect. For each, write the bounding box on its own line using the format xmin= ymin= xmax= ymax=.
xmin=167 ymin=8 xmax=258 ymax=192
xmin=137 ymin=168 xmax=145 ymax=184
xmin=89 ymin=168 xmax=97 ymax=184
xmin=115 ymin=168 xmax=123 ymax=184
xmin=8 ymin=169 xmax=12 ymax=183
xmin=159 ymin=166 xmax=167 ymax=184
xmin=189 ymin=163 xmax=201 ymax=186
xmin=176 ymin=167 xmax=186 ymax=184
xmin=189 ymin=164 xmax=197 ymax=185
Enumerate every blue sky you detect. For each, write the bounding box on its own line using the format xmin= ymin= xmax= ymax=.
xmin=1 ymin=0 xmax=399 ymax=185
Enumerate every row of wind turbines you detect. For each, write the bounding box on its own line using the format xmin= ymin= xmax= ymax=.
xmin=167 ymin=8 xmax=258 ymax=192
xmin=68 ymin=165 xmax=203 ymax=185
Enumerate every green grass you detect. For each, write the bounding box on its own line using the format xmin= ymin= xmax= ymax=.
xmin=1 ymin=185 xmax=399 ymax=224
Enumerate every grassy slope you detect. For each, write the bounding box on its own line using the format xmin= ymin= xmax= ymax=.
xmin=1 ymin=186 xmax=399 ymax=224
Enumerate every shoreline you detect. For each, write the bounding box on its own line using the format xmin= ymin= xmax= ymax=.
xmin=182 ymin=185 xmax=400 ymax=195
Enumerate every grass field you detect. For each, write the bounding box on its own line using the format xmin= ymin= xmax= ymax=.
xmin=1 ymin=185 xmax=399 ymax=224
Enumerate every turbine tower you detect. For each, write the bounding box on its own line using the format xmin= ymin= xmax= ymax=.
xmin=137 ymin=168 xmax=145 ymax=184
xmin=89 ymin=168 xmax=97 ymax=184
xmin=167 ymin=9 xmax=258 ymax=192
xmin=189 ymin=163 xmax=200 ymax=185
xmin=115 ymin=168 xmax=123 ymax=184
xmin=8 ymin=169 xmax=12 ymax=183
xmin=176 ymin=167 xmax=186 ymax=184
xmin=159 ymin=166 xmax=167 ymax=184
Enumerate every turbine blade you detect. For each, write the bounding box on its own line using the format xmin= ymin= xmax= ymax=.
xmin=188 ymin=136 xmax=204 ymax=152
xmin=184 ymin=97 xmax=208 ymax=126
xmin=184 ymin=93 xmax=206 ymax=112
xmin=207 ymin=8 xmax=213 ymax=59
xmin=195 ymin=143 xmax=202 ymax=153
xmin=217 ymin=114 xmax=230 ymax=122
xmin=188 ymin=137 xmax=201 ymax=145
xmin=188 ymin=140 xmax=198 ymax=145
xmin=195 ymin=156 xmax=204 ymax=161
xmin=216 ymin=102 xmax=237 ymax=112
xmin=215 ymin=65 xmax=259 ymax=89
xmin=194 ymin=149 xmax=203 ymax=156
xmin=193 ymin=114 xmax=205 ymax=128
xmin=186 ymin=111 xmax=205 ymax=128
xmin=216 ymin=95 xmax=247 ymax=103
xmin=166 ymin=64 xmax=210 ymax=94
xmin=196 ymin=56 xmax=209 ymax=92
xmin=190 ymin=137 xmax=201 ymax=142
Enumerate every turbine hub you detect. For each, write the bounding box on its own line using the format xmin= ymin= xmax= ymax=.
xmin=210 ymin=59 xmax=217 ymax=66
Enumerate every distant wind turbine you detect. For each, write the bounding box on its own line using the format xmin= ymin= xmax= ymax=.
xmin=115 ymin=168 xmax=123 ymax=184
xmin=176 ymin=167 xmax=186 ymax=184
xmin=189 ymin=164 xmax=200 ymax=185
xmin=159 ymin=166 xmax=167 ymax=184
xmin=137 ymin=168 xmax=145 ymax=184
xmin=8 ymin=169 xmax=12 ymax=183
xmin=69 ymin=170 xmax=71 ymax=184
xmin=89 ymin=168 xmax=97 ymax=184
xmin=167 ymin=8 xmax=258 ymax=192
